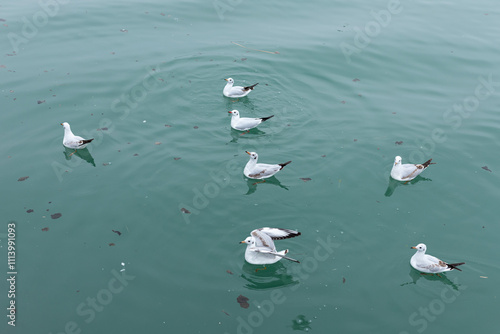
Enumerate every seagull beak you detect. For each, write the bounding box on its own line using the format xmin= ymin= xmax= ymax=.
xmin=60 ymin=123 xmax=63 ymax=126
xmin=224 ymin=78 xmax=228 ymax=81
xmin=245 ymin=151 xmax=251 ymax=155
xmin=239 ymin=241 xmax=246 ymax=244
xmin=228 ymin=111 xmax=232 ymax=114
xmin=411 ymin=246 xmax=417 ymax=249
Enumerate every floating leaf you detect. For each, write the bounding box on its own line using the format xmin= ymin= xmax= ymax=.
xmin=300 ymin=178 xmax=312 ymax=182
xmin=155 ymin=141 xmax=161 ymax=145
xmin=51 ymin=213 xmax=62 ymax=219
xmin=26 ymin=209 xmax=33 ymax=213
xmin=352 ymin=78 xmax=360 ymax=82
xmin=18 ymin=176 xmax=29 ymax=181
xmin=181 ymin=208 xmax=191 ymax=214
xmin=237 ymin=295 xmax=250 ymax=308
xmin=343 ymin=277 xmax=346 ymax=284
xmin=174 ymin=157 xmax=181 ymax=160
xmin=395 ymin=141 xmax=403 ymax=145
xmin=112 ymin=230 xmax=122 ymax=236
xmin=226 ymin=270 xmax=233 ymax=275
xmin=222 ymin=310 xmax=230 ymax=316
xmin=133 ymin=153 xmax=139 ymax=156
xmin=42 ymin=227 xmax=49 ymax=232
xmin=193 ymin=126 xmax=199 ymax=129
xmin=109 ymin=243 xmax=115 ymax=246
xmin=37 ymin=100 xmax=45 ymax=104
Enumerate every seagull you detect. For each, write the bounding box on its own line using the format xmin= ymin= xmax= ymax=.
xmin=244 ymin=151 xmax=291 ymax=179
xmin=240 ymin=227 xmax=301 ymax=264
xmin=223 ymin=78 xmax=258 ymax=98
xmin=390 ymin=156 xmax=435 ymax=181
xmin=228 ymin=110 xmax=274 ymax=131
xmin=61 ymin=122 xmax=94 ymax=155
xmin=410 ymin=243 xmax=465 ymax=274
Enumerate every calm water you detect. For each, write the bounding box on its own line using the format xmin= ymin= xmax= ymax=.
xmin=1 ymin=0 xmax=499 ymax=333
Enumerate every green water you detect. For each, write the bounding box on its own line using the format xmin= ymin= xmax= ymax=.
xmin=1 ymin=0 xmax=499 ymax=333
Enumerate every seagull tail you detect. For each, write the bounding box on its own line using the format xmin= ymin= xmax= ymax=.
xmin=260 ymin=115 xmax=274 ymax=122
xmin=422 ymin=159 xmax=435 ymax=168
xmin=279 ymin=161 xmax=292 ymax=170
xmin=244 ymin=83 xmax=259 ymax=91
xmin=447 ymin=262 xmax=465 ymax=271
xmin=273 ymin=252 xmax=300 ymax=263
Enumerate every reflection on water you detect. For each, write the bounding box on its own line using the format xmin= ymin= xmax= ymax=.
xmin=400 ymin=266 xmax=461 ymax=291
xmin=384 ymin=176 xmax=432 ymax=197
xmin=63 ymin=147 xmax=96 ymax=167
xmin=245 ymin=175 xmax=289 ymax=195
xmin=228 ymin=128 xmax=267 ymax=144
xmin=240 ymin=261 xmax=299 ymax=290
xmin=290 ymin=314 xmax=313 ymax=331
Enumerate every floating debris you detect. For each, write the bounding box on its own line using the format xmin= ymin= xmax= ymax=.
xmin=300 ymin=178 xmax=312 ymax=182
xmin=395 ymin=141 xmax=403 ymax=145
xmin=51 ymin=213 xmax=62 ymax=219
xmin=482 ymin=166 xmax=492 ymax=172
xmin=226 ymin=270 xmax=233 ymax=275
xmin=222 ymin=310 xmax=230 ymax=316
xmin=109 ymin=243 xmax=115 ymax=246
xmin=133 ymin=153 xmax=139 ymax=156
xmin=174 ymin=157 xmax=181 ymax=160
xmin=165 ymin=124 xmax=172 ymax=127
xmin=37 ymin=100 xmax=45 ymax=104
xmin=180 ymin=208 xmax=190 ymax=214
xmin=26 ymin=209 xmax=33 ymax=213
xmin=237 ymin=295 xmax=250 ymax=308
xmin=193 ymin=126 xmax=199 ymax=129
xmin=112 ymin=230 xmax=122 ymax=236
xmin=18 ymin=176 xmax=29 ymax=181
xmin=155 ymin=142 xmax=161 ymax=145
xmin=353 ymin=78 xmax=360 ymax=82
xmin=42 ymin=227 xmax=49 ymax=232
xmin=343 ymin=277 xmax=346 ymax=284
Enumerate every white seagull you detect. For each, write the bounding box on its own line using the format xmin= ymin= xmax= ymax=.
xmin=61 ymin=122 xmax=94 ymax=153
xmin=223 ymin=78 xmax=258 ymax=98
xmin=228 ymin=110 xmax=274 ymax=131
xmin=244 ymin=151 xmax=291 ymax=179
xmin=390 ymin=156 xmax=435 ymax=181
xmin=240 ymin=227 xmax=301 ymax=265
xmin=410 ymin=243 xmax=465 ymax=274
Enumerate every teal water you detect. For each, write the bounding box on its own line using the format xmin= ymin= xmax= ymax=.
xmin=1 ymin=0 xmax=499 ymax=333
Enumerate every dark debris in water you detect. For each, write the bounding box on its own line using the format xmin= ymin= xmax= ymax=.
xmin=133 ymin=153 xmax=139 ymax=156
xmin=482 ymin=166 xmax=492 ymax=172
xmin=174 ymin=157 xmax=181 ymax=160
xmin=237 ymin=295 xmax=250 ymax=309
xmin=226 ymin=270 xmax=233 ymax=275
xmin=222 ymin=310 xmax=230 ymax=316
xmin=181 ymin=208 xmax=191 ymax=214
xmin=353 ymin=78 xmax=360 ymax=82
xmin=395 ymin=141 xmax=403 ymax=145
xmin=112 ymin=230 xmax=122 ymax=236
xmin=37 ymin=100 xmax=45 ymax=104
xmin=193 ymin=126 xmax=199 ymax=129
xmin=41 ymin=227 xmax=49 ymax=232
xmin=109 ymin=243 xmax=115 ymax=246
xmin=51 ymin=213 xmax=62 ymax=219
xmin=300 ymin=178 xmax=312 ymax=182
xmin=18 ymin=176 xmax=29 ymax=181
xmin=26 ymin=209 xmax=33 ymax=213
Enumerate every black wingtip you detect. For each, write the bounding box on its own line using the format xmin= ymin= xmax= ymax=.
xmin=422 ymin=159 xmax=435 ymax=168
xmin=244 ymin=83 xmax=259 ymax=91
xmin=448 ymin=262 xmax=465 ymax=271
xmin=260 ymin=115 xmax=274 ymax=122
xmin=278 ymin=161 xmax=292 ymax=169
xmin=82 ymin=138 xmax=94 ymax=145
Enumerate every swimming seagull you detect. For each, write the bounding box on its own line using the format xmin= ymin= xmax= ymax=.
xmin=223 ymin=78 xmax=258 ymax=98
xmin=61 ymin=122 xmax=94 ymax=155
xmin=240 ymin=227 xmax=301 ymax=264
xmin=410 ymin=243 xmax=465 ymax=274
xmin=390 ymin=156 xmax=435 ymax=181
xmin=228 ymin=110 xmax=274 ymax=131
xmin=244 ymin=151 xmax=291 ymax=179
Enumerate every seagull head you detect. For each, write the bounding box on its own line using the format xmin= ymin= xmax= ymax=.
xmin=240 ymin=237 xmax=254 ymax=245
xmin=61 ymin=122 xmax=70 ymax=130
xmin=225 ymin=78 xmax=234 ymax=84
xmin=394 ymin=156 xmax=402 ymax=166
xmin=228 ymin=110 xmax=239 ymax=117
xmin=411 ymin=243 xmax=427 ymax=253
xmin=246 ymin=151 xmax=258 ymax=161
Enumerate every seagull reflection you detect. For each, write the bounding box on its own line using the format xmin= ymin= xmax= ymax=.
xmin=384 ymin=175 xmax=432 ymax=197
xmin=245 ymin=175 xmax=289 ymax=195
xmin=400 ymin=266 xmax=461 ymax=290
xmin=228 ymin=127 xmax=267 ymax=144
xmin=63 ymin=147 xmax=96 ymax=167
xmin=240 ymin=261 xmax=299 ymax=290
